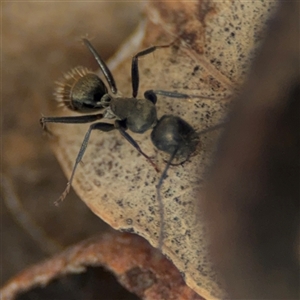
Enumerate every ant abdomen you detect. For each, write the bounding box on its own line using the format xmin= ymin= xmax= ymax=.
xmin=55 ymin=66 xmax=108 ymax=112
xmin=151 ymin=115 xmax=199 ymax=160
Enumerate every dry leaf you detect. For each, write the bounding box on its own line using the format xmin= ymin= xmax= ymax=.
xmin=42 ymin=1 xmax=278 ymax=298
xmin=1 ymin=231 xmax=203 ymax=300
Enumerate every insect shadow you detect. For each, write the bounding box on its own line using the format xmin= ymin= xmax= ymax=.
xmin=41 ymin=38 xmax=224 ymax=249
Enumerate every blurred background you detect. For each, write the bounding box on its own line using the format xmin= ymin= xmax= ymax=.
xmin=1 ymin=2 xmax=144 ymax=284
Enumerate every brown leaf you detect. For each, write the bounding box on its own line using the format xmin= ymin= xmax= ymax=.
xmin=1 ymin=231 xmax=203 ymax=300
xmin=25 ymin=1 xmax=277 ymax=298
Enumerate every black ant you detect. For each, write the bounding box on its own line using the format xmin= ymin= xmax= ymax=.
xmin=41 ymin=39 xmax=224 ymax=249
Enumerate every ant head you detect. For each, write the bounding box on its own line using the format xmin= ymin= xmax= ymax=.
xmin=54 ymin=66 xmax=109 ymax=112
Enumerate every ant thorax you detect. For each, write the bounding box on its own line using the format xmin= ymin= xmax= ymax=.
xmin=110 ymin=97 xmax=157 ymax=134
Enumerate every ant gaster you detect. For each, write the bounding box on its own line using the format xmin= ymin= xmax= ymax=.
xmin=41 ymin=39 xmax=217 ymax=249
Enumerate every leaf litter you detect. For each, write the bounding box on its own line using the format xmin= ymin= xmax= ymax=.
xmin=47 ymin=1 xmax=278 ymax=298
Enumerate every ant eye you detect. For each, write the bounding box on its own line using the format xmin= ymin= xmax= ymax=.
xmin=55 ymin=66 xmax=108 ymax=112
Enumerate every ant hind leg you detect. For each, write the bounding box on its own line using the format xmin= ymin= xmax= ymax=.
xmin=156 ymin=148 xmax=178 ymax=250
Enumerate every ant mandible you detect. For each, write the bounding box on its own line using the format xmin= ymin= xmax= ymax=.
xmin=41 ymin=38 xmax=221 ymax=249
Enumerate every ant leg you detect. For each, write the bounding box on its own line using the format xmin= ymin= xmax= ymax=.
xmin=55 ymin=122 xmax=115 ymax=205
xmin=145 ymin=89 xmax=216 ymax=100
xmin=40 ymin=113 xmax=104 ymax=129
xmin=144 ymin=89 xmax=213 ymax=103
xmin=115 ymin=120 xmax=159 ymax=173
xmin=131 ymin=44 xmax=173 ymax=98
xmin=82 ymin=38 xmax=118 ymax=94
xmin=147 ymin=90 xmax=190 ymax=99
xmin=157 ymin=148 xmax=179 ymax=250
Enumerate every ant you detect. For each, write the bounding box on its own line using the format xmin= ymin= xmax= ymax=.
xmin=41 ymin=38 xmax=224 ymax=249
